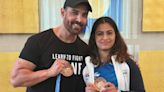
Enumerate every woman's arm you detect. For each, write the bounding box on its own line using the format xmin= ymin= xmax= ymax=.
xmin=127 ymin=60 xmax=145 ymax=92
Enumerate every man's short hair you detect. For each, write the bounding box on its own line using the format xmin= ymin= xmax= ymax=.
xmin=63 ymin=0 xmax=92 ymax=12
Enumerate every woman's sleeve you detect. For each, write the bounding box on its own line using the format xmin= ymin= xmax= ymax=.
xmin=127 ymin=60 xmax=145 ymax=92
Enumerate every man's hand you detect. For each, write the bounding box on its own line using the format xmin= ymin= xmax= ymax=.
xmin=47 ymin=59 xmax=71 ymax=77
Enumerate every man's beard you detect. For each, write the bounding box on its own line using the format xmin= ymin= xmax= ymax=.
xmin=64 ymin=20 xmax=85 ymax=35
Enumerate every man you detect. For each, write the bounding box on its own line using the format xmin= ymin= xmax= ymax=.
xmin=10 ymin=0 xmax=92 ymax=92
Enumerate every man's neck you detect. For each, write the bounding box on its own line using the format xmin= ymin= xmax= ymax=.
xmin=53 ymin=25 xmax=77 ymax=43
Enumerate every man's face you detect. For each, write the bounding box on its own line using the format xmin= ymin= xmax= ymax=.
xmin=62 ymin=4 xmax=89 ymax=35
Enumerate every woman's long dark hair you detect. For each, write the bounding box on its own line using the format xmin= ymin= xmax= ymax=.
xmin=88 ymin=16 xmax=131 ymax=65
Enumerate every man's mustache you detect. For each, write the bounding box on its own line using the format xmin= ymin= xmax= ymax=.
xmin=73 ymin=21 xmax=84 ymax=27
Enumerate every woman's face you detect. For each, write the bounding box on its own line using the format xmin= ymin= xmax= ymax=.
xmin=95 ymin=22 xmax=116 ymax=52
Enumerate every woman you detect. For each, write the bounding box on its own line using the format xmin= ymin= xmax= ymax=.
xmin=85 ymin=17 xmax=145 ymax=92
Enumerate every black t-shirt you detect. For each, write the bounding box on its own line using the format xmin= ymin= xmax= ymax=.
xmin=20 ymin=29 xmax=89 ymax=92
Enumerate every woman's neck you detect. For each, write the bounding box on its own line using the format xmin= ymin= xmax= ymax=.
xmin=99 ymin=50 xmax=110 ymax=63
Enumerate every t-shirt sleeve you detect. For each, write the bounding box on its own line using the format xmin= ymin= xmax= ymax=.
xmin=127 ymin=60 xmax=145 ymax=92
xmin=19 ymin=36 xmax=41 ymax=66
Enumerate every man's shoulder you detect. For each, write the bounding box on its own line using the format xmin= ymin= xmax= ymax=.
xmin=77 ymin=37 xmax=87 ymax=44
xmin=77 ymin=37 xmax=88 ymax=47
xmin=28 ymin=29 xmax=53 ymax=41
xmin=32 ymin=29 xmax=52 ymax=37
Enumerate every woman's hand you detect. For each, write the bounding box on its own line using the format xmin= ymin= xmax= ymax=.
xmin=85 ymin=83 xmax=98 ymax=92
xmin=100 ymin=82 xmax=118 ymax=92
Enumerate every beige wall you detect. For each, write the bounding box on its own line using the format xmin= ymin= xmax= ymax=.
xmin=0 ymin=0 xmax=38 ymax=91
xmin=0 ymin=0 xmax=39 ymax=33
xmin=0 ymin=52 xmax=25 ymax=92
xmin=0 ymin=34 xmax=30 ymax=52
xmin=0 ymin=0 xmax=164 ymax=92
xmin=1 ymin=29 xmax=164 ymax=52
xmin=139 ymin=51 xmax=164 ymax=92
xmin=1 ymin=0 xmax=164 ymax=52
